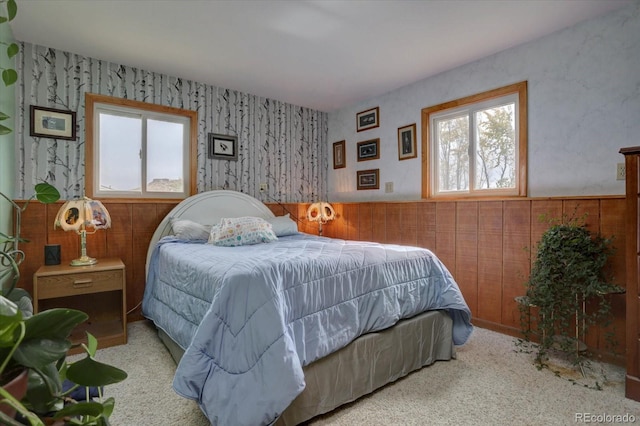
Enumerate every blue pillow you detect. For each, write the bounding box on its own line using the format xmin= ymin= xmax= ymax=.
xmin=267 ymin=214 xmax=298 ymax=237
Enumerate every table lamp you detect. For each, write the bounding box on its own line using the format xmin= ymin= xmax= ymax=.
xmin=54 ymin=197 xmax=111 ymax=266
xmin=306 ymin=201 xmax=335 ymax=236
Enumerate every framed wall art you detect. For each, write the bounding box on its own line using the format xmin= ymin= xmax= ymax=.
xmin=30 ymin=105 xmax=77 ymax=140
xmin=356 ymin=106 xmax=379 ymax=132
xmin=397 ymin=123 xmax=417 ymax=160
xmin=208 ymin=133 xmax=238 ymax=161
xmin=333 ymin=140 xmax=346 ymax=169
xmin=357 ymin=138 xmax=380 ymax=162
xmin=356 ymin=168 xmax=379 ymax=190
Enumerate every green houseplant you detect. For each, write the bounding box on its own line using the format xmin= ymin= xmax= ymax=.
xmin=0 ymin=0 xmax=18 ymax=136
xmin=519 ymin=214 xmax=622 ymax=372
xmin=0 ymin=297 xmax=128 ymax=426
xmin=0 ymin=159 xmax=127 ymax=426
xmin=0 ymin=0 xmax=30 ymax=305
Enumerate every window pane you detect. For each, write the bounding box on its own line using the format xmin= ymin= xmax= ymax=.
xmin=474 ymin=103 xmax=516 ymax=190
xmin=437 ymin=115 xmax=469 ymax=192
xmin=147 ymin=119 xmax=184 ymax=193
xmin=423 ymin=82 xmax=526 ymax=199
xmin=99 ymin=113 xmax=141 ymax=192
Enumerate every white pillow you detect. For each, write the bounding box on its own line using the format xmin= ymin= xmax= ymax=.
xmin=170 ymin=218 xmax=211 ymax=240
xmin=267 ymin=214 xmax=298 ymax=237
xmin=208 ymin=216 xmax=277 ymax=247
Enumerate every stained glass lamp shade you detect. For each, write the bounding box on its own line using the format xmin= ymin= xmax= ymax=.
xmin=306 ymin=202 xmax=335 ymax=236
xmin=54 ymin=197 xmax=111 ymax=266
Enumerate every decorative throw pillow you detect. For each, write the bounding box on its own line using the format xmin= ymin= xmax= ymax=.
xmin=170 ymin=218 xmax=211 ymax=240
xmin=267 ymin=214 xmax=299 ymax=237
xmin=208 ymin=216 xmax=278 ymax=247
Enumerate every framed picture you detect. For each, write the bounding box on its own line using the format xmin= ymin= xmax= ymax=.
xmin=357 ymin=138 xmax=380 ymax=162
xmin=208 ymin=133 xmax=238 ymax=161
xmin=357 ymin=168 xmax=379 ymax=190
xmin=30 ymin=105 xmax=77 ymax=140
xmin=356 ymin=106 xmax=379 ymax=132
xmin=398 ymin=123 xmax=417 ymax=160
xmin=333 ymin=140 xmax=346 ymax=169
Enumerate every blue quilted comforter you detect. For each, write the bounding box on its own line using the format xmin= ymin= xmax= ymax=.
xmin=142 ymin=233 xmax=472 ymax=425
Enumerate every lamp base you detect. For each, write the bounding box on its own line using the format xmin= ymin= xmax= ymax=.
xmin=70 ymin=256 xmax=98 ymax=267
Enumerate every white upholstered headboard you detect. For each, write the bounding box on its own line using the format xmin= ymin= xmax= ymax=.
xmin=145 ymin=190 xmax=275 ymax=278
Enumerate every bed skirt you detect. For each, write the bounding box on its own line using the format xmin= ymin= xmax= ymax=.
xmin=156 ymin=309 xmax=455 ymax=425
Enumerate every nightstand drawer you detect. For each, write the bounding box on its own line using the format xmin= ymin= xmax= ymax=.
xmin=36 ymin=269 xmax=124 ymax=299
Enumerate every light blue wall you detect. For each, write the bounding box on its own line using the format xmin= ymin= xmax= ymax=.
xmin=328 ymin=2 xmax=640 ymax=202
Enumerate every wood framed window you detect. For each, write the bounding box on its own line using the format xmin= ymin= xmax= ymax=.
xmin=85 ymin=93 xmax=197 ymax=200
xmin=421 ymin=81 xmax=527 ymax=199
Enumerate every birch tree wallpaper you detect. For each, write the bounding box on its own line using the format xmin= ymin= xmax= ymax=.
xmin=14 ymin=42 xmax=328 ymax=203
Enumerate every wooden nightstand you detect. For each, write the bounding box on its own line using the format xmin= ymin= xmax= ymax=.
xmin=33 ymin=258 xmax=127 ymax=353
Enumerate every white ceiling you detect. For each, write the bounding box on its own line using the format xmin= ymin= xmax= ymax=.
xmin=10 ymin=0 xmax=632 ymax=112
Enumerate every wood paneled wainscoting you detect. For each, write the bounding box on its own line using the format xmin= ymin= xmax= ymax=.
xmin=274 ymin=196 xmax=627 ymax=365
xmin=16 ymin=196 xmax=626 ymax=363
xmin=16 ymin=201 xmax=178 ymax=324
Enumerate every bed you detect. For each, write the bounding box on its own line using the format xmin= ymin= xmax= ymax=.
xmin=142 ymin=190 xmax=473 ymax=425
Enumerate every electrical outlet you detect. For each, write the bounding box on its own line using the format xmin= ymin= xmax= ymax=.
xmin=259 ymin=183 xmax=267 ymax=192
xmin=385 ymin=182 xmax=394 ymax=193
xmin=617 ymin=163 xmax=626 ymax=181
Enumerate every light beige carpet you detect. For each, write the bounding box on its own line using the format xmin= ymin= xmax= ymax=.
xmin=81 ymin=320 xmax=640 ymax=425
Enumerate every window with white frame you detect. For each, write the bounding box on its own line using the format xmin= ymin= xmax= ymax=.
xmin=421 ymin=82 xmax=527 ymax=198
xmin=85 ymin=93 xmax=197 ymax=200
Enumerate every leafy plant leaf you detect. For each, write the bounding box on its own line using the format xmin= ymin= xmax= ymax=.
xmin=23 ymin=308 xmax=88 ymax=341
xmin=0 ymin=297 xmax=21 ymax=347
xmin=100 ymin=396 xmax=116 ymax=419
xmin=8 ymin=309 xmax=86 ymax=369
xmin=7 ymin=42 xmax=18 ymax=59
xmin=66 ymin=356 xmax=128 ymax=387
xmin=54 ymin=400 xmax=104 ymax=419
xmin=24 ymin=362 xmax=63 ymax=414
xmin=85 ymin=332 xmax=98 ymax=356
xmin=34 ymin=182 xmax=60 ymax=204
xmin=12 ymin=338 xmax=71 ymax=369
xmin=0 ymin=123 xmax=12 ymax=135
xmin=0 ymin=111 xmax=9 ymax=120
xmin=7 ymin=0 xmax=17 ymax=21
xmin=0 ymin=295 xmax=19 ymax=319
xmin=2 ymin=68 xmax=18 ymax=86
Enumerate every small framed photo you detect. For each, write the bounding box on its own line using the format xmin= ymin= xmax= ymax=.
xmin=30 ymin=105 xmax=77 ymax=140
xmin=357 ymin=168 xmax=379 ymax=190
xmin=357 ymin=138 xmax=380 ymax=162
xmin=333 ymin=140 xmax=346 ymax=169
xmin=356 ymin=106 xmax=379 ymax=132
xmin=208 ymin=133 xmax=238 ymax=161
xmin=398 ymin=123 xmax=417 ymax=160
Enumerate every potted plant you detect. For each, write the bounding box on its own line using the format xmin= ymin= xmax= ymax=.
xmin=0 ymin=296 xmax=128 ymax=425
xmin=0 ymin=178 xmax=128 ymax=425
xmin=519 ymin=213 xmax=622 ymax=371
